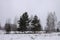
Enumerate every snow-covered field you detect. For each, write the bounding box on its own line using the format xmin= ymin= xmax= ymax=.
xmin=0 ymin=32 xmax=60 ymax=40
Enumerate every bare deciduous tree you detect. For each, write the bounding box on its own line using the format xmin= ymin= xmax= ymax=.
xmin=46 ymin=12 xmax=57 ymax=32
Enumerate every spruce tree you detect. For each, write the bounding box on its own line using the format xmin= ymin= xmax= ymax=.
xmin=18 ymin=12 xmax=29 ymax=32
xmin=31 ymin=15 xmax=41 ymax=33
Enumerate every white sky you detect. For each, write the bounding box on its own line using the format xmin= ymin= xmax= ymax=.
xmin=0 ymin=0 xmax=60 ymax=28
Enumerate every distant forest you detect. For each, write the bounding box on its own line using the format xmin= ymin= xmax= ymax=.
xmin=0 ymin=12 xmax=60 ymax=34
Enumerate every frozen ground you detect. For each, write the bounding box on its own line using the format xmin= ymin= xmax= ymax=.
xmin=0 ymin=32 xmax=60 ymax=40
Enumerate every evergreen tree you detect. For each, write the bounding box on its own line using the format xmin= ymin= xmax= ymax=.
xmin=5 ymin=23 xmax=11 ymax=34
xmin=18 ymin=12 xmax=29 ymax=32
xmin=31 ymin=15 xmax=41 ymax=33
xmin=5 ymin=19 xmax=11 ymax=34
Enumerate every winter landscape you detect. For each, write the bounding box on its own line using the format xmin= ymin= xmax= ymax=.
xmin=0 ymin=11 xmax=60 ymax=40
xmin=0 ymin=0 xmax=60 ymax=40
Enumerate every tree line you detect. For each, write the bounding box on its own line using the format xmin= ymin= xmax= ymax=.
xmin=0 ymin=11 xmax=60 ymax=34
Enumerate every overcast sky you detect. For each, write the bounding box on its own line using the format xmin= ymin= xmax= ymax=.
xmin=0 ymin=0 xmax=60 ymax=27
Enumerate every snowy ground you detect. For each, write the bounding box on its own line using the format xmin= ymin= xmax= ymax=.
xmin=0 ymin=32 xmax=60 ymax=40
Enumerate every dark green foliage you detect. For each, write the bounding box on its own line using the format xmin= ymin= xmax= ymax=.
xmin=31 ymin=15 xmax=42 ymax=32
xmin=18 ymin=12 xmax=29 ymax=31
xmin=5 ymin=23 xmax=11 ymax=34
